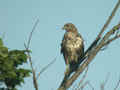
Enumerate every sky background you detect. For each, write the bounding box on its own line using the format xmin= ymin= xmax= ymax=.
xmin=0 ymin=0 xmax=120 ymax=90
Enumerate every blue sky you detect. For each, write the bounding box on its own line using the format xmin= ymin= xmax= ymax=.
xmin=0 ymin=0 xmax=120 ymax=90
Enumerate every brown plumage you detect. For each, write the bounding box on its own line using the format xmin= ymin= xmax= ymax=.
xmin=61 ymin=23 xmax=84 ymax=73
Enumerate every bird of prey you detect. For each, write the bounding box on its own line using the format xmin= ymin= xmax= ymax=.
xmin=61 ymin=23 xmax=84 ymax=74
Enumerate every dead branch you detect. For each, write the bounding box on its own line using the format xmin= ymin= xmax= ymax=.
xmin=25 ymin=19 xmax=57 ymax=90
xmin=87 ymin=82 xmax=94 ymax=90
xmin=72 ymin=67 xmax=89 ymax=90
xmin=25 ymin=19 xmax=39 ymax=90
xmin=80 ymin=81 xmax=89 ymax=90
xmin=114 ymin=76 xmax=120 ymax=90
xmin=24 ymin=44 xmax=39 ymax=90
xmin=77 ymin=66 xmax=89 ymax=89
xmin=98 ymin=0 xmax=120 ymax=38
xmin=100 ymin=73 xmax=110 ymax=90
xmin=58 ymin=0 xmax=120 ymax=90
xmin=77 ymin=81 xmax=94 ymax=90
xmin=37 ymin=57 xmax=57 ymax=79
xmin=26 ymin=19 xmax=39 ymax=50
xmin=63 ymin=22 xmax=120 ymax=90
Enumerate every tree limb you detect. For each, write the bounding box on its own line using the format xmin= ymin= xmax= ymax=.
xmin=58 ymin=0 xmax=120 ymax=90
xmin=98 ymin=0 xmax=120 ymax=38
xmin=25 ymin=19 xmax=39 ymax=90
xmin=37 ymin=57 xmax=57 ymax=79
xmin=114 ymin=76 xmax=120 ymax=90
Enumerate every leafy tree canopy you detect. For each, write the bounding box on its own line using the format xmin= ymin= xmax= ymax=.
xmin=0 ymin=38 xmax=31 ymax=90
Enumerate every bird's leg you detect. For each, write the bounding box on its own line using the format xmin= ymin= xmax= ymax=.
xmin=65 ymin=64 xmax=70 ymax=73
xmin=60 ymin=64 xmax=70 ymax=89
xmin=64 ymin=64 xmax=70 ymax=80
xmin=65 ymin=57 xmax=70 ymax=76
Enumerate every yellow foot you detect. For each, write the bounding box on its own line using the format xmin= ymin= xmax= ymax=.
xmin=64 ymin=65 xmax=70 ymax=75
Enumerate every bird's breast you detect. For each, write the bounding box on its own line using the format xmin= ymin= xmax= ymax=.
xmin=64 ymin=33 xmax=83 ymax=51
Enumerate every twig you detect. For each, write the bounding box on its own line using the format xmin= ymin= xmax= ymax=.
xmin=100 ymin=72 xmax=110 ymax=90
xmin=24 ymin=44 xmax=38 ymax=90
xmin=98 ymin=0 xmax=120 ymax=38
xmin=102 ymin=24 xmax=120 ymax=42
xmin=65 ymin=1 xmax=120 ymax=88
xmin=25 ymin=19 xmax=39 ymax=90
xmin=80 ymin=81 xmax=95 ymax=90
xmin=77 ymin=66 xmax=89 ymax=89
xmin=114 ymin=76 xmax=120 ymax=90
xmin=86 ymin=0 xmax=120 ymax=55
xmin=72 ymin=66 xmax=89 ymax=90
xmin=79 ymin=81 xmax=89 ymax=90
xmin=27 ymin=19 xmax=39 ymax=49
xmin=58 ymin=1 xmax=120 ymax=90
xmin=102 ymin=24 xmax=120 ymax=46
xmin=37 ymin=57 xmax=57 ymax=79
xmin=87 ymin=82 xmax=94 ymax=90
xmin=103 ymin=34 xmax=120 ymax=46
xmin=84 ymin=0 xmax=120 ymax=58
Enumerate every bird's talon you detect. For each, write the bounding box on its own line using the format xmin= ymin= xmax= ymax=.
xmin=64 ymin=65 xmax=70 ymax=75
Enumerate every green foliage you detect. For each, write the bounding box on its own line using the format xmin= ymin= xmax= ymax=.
xmin=0 ymin=38 xmax=31 ymax=90
xmin=0 ymin=38 xmax=3 ymax=46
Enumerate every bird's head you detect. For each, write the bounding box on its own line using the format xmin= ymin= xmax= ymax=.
xmin=62 ymin=23 xmax=77 ymax=33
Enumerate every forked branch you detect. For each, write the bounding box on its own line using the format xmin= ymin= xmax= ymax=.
xmin=58 ymin=0 xmax=120 ymax=90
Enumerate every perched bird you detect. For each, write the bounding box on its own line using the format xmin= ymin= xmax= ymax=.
xmin=61 ymin=23 xmax=84 ymax=74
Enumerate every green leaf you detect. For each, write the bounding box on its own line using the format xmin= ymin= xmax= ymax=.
xmin=0 ymin=39 xmax=31 ymax=89
xmin=0 ymin=47 xmax=8 ymax=57
xmin=0 ymin=38 xmax=3 ymax=46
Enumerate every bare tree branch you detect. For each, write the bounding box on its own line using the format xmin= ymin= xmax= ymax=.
xmin=58 ymin=0 xmax=120 ymax=90
xmin=102 ymin=24 xmax=120 ymax=47
xmin=98 ymin=0 xmax=120 ymax=38
xmin=25 ymin=19 xmax=57 ymax=90
xmin=114 ymin=76 xmax=120 ymax=90
xmin=37 ymin=57 xmax=57 ymax=79
xmin=24 ymin=44 xmax=39 ymax=90
xmin=77 ymin=66 xmax=89 ymax=89
xmin=87 ymin=82 xmax=94 ymax=90
xmin=100 ymin=73 xmax=110 ymax=90
xmin=78 ymin=81 xmax=94 ymax=90
xmin=80 ymin=81 xmax=89 ymax=90
xmin=72 ymin=67 xmax=89 ymax=90
xmin=27 ymin=19 xmax=39 ymax=50
xmin=85 ymin=0 xmax=120 ymax=55
xmin=64 ymin=22 xmax=120 ymax=90
xmin=24 ymin=19 xmax=39 ymax=90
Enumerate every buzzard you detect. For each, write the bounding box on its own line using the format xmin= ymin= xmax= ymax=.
xmin=61 ymin=23 xmax=84 ymax=74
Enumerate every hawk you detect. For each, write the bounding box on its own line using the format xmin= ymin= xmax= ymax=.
xmin=61 ymin=23 xmax=84 ymax=74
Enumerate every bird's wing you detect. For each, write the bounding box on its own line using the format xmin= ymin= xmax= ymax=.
xmin=61 ymin=34 xmax=69 ymax=64
xmin=76 ymin=34 xmax=84 ymax=61
xmin=61 ymin=34 xmax=66 ymax=54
